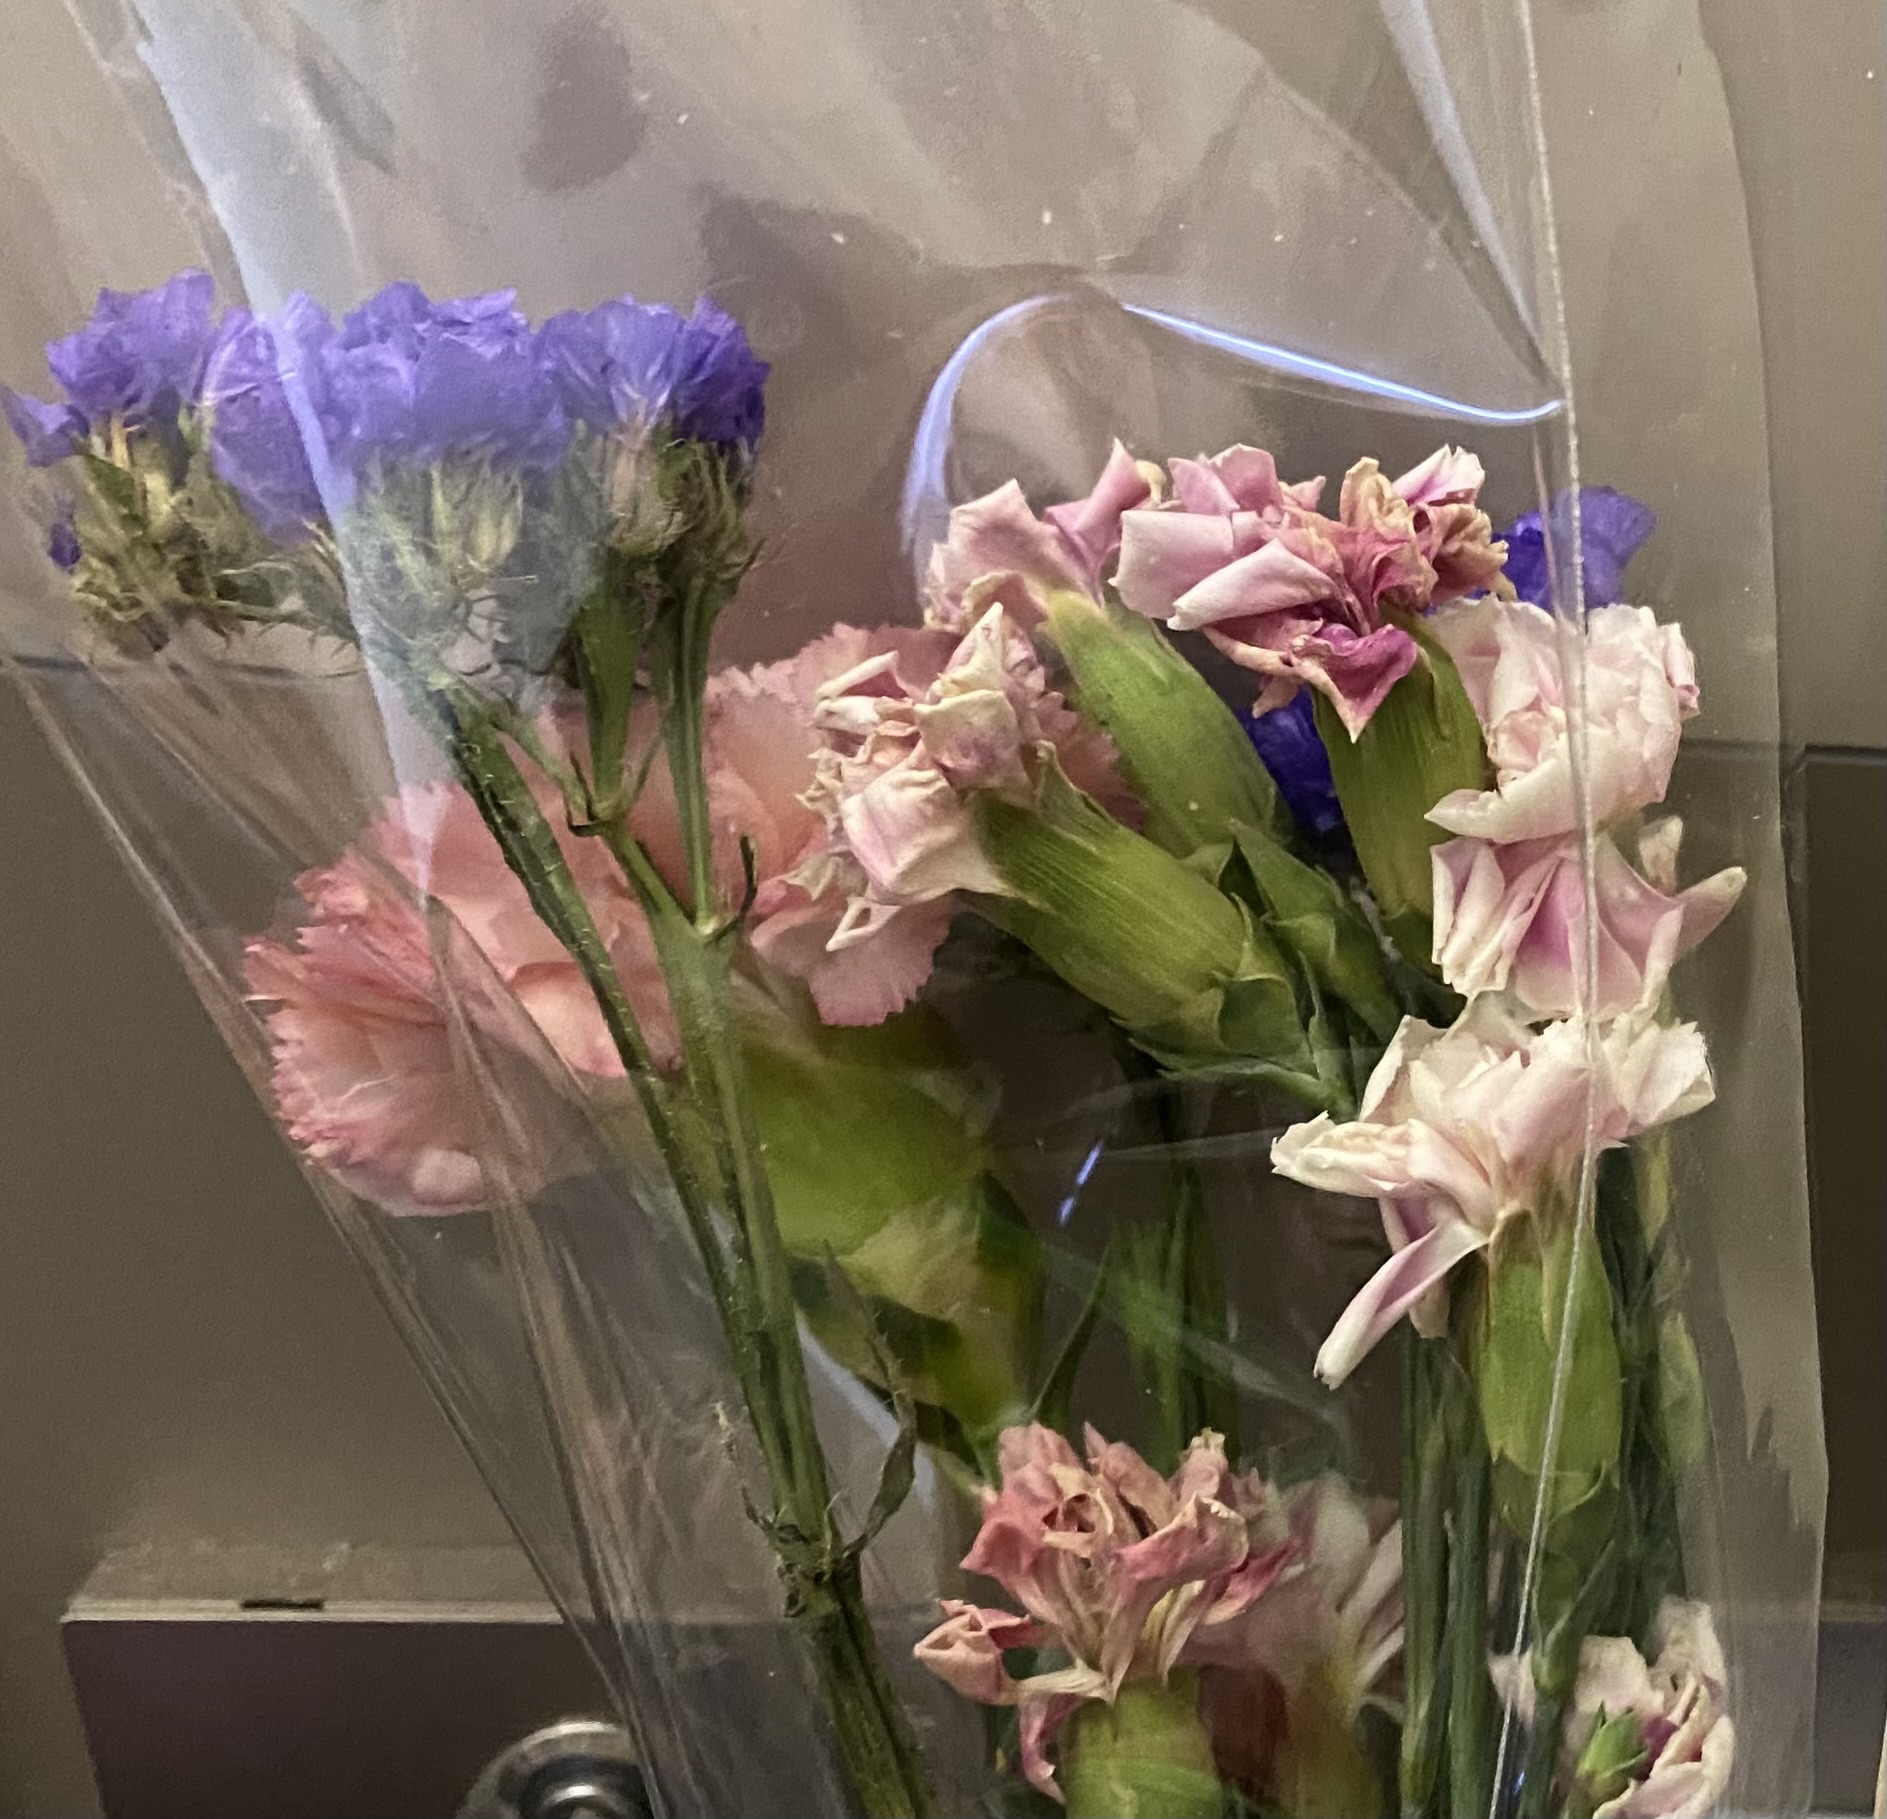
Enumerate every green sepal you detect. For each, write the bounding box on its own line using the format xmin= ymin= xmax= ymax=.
xmin=1313 ymin=615 xmax=1485 ymax=960
xmin=1472 ymin=1217 xmax=1623 ymax=1584
xmin=972 ymin=759 xmax=1312 ymax=1077
xmin=1230 ymin=820 xmax=1401 ymax=1040
xmin=1041 ymin=586 xmax=1284 ymax=854
xmin=1058 ymin=1674 xmax=1224 ymax=1819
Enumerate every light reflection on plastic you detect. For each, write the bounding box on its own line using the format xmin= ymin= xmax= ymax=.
xmin=1123 ymin=306 xmax=1565 ymax=428
xmin=1056 ymin=1138 xmax=1106 ymax=1227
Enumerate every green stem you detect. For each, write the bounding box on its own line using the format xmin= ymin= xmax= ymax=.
xmin=441 ymin=709 xmax=930 ymax=1816
xmin=1400 ymin=1335 xmax=1452 ymax=1819
xmin=1447 ymin=1351 xmax=1496 ymax=1819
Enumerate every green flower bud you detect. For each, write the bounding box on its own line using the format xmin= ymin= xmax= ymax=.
xmin=1040 ymin=587 xmax=1284 ymax=857
xmin=972 ymin=758 xmax=1318 ymax=1090
xmin=1568 ymin=1708 xmax=1651 ymax=1819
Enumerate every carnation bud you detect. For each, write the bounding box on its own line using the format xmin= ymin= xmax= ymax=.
xmin=973 ymin=755 xmax=1315 ymax=1085
xmin=1039 ymin=586 xmax=1284 ymax=858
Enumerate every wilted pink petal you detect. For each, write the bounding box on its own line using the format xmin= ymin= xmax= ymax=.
xmin=1269 ymin=622 xmax=1422 ymax=741
xmin=913 ymin=1601 xmax=1044 ymax=1704
xmin=1042 ymin=439 xmax=1160 ymax=585
xmin=925 ymin=481 xmax=1092 ymax=631
xmin=1393 ymin=445 xmax=1486 ymax=506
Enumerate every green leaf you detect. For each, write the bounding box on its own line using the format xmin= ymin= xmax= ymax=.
xmin=1230 ymin=820 xmax=1401 ymax=1039
xmin=1042 ymin=587 xmax=1283 ymax=854
xmin=1314 ymin=618 xmax=1485 ymax=958
xmin=1029 ymin=1241 xmax=1116 ymax=1437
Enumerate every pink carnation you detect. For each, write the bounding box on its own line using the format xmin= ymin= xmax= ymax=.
xmin=1426 ymin=597 xmax=1701 ymax=843
xmin=1114 ymin=443 xmax=1506 ymax=738
xmin=1271 ymin=996 xmax=1717 ymax=1386
xmin=642 ymin=621 xmax=967 ymax=1027
xmin=246 ymin=779 xmax=673 ymax=1216
xmin=923 ymin=440 xmax=1161 ymax=631
xmin=914 ymin=1425 xmax=1297 ymax=1804
xmin=794 ymin=606 xmax=1133 ymax=990
xmin=1432 ymin=819 xmax=1746 ymax=1018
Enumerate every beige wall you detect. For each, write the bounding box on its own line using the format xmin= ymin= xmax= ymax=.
xmin=1 ymin=1 xmax=1880 ymax=1814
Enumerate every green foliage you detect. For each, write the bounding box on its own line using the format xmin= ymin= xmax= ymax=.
xmin=746 ymin=1000 xmax=1041 ymax=1441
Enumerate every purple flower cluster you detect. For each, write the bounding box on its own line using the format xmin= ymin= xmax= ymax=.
xmin=2 ymin=270 xmax=217 ymax=465
xmin=7 ymin=272 xmax=769 ymax=543
xmin=1501 ymin=486 xmax=1656 ymax=609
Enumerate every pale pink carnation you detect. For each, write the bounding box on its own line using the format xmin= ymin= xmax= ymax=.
xmin=923 ymin=440 xmax=1162 ymax=631
xmin=247 ymin=779 xmax=673 ymax=1216
xmin=914 ymin=1425 xmax=1297 ymax=1803
xmin=1432 ymin=818 xmax=1745 ymax=1018
xmin=1271 ymin=996 xmax=1717 ymax=1386
xmin=1494 ymin=1599 xmax=1733 ymax=1818
xmin=1426 ymin=597 xmax=1701 ymax=843
xmin=796 ymin=605 xmax=1133 ymax=983
xmin=1191 ymin=1474 xmax=1403 ymax=1809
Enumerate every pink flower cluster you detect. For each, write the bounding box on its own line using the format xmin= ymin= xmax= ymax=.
xmin=920 ymin=439 xmax=1507 ymax=741
xmin=1273 ymin=591 xmax=1740 ymax=1382
xmin=247 ymin=625 xmax=1000 ymax=1215
xmin=914 ymin=1425 xmax=1296 ymax=1803
xmin=1114 ymin=443 xmax=1507 ymax=737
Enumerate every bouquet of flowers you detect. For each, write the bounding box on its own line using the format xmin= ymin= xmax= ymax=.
xmin=4 ymin=261 xmax=1775 ymax=1819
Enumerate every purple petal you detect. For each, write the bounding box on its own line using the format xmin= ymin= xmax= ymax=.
xmin=1501 ymin=486 xmax=1656 ymax=608
xmin=1245 ymin=692 xmax=1344 ymax=839
xmin=44 ymin=270 xmax=217 ymax=427
xmin=2 ymin=387 xmax=84 ymax=465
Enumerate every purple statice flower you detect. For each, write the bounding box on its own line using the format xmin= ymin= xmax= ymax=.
xmin=2 ymin=388 xmax=86 ymax=466
xmin=1245 ymin=690 xmax=1345 ymax=840
xmin=203 ymin=295 xmax=341 ymax=538
xmin=47 ymin=510 xmax=81 ymax=571
xmin=3 ymin=270 xmax=218 ymax=465
xmin=1500 ymin=485 xmax=1656 ymax=608
xmin=325 ymin=282 xmax=570 ymax=476
xmin=668 ymin=299 xmax=768 ymax=451
xmin=537 ymin=294 xmax=767 ymax=453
